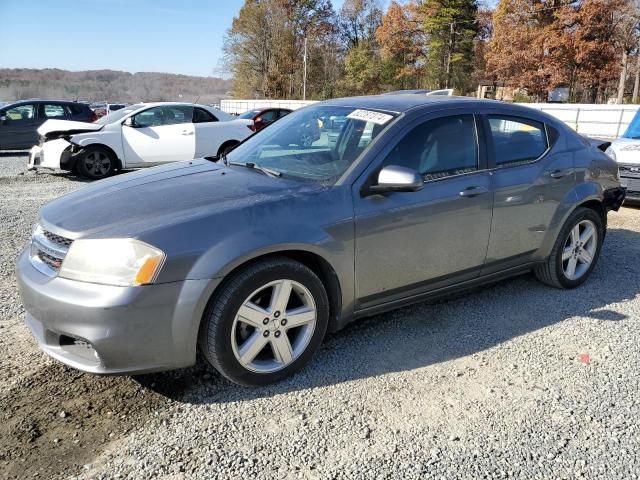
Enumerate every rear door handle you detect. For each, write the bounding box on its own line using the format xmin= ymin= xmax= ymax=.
xmin=459 ymin=186 xmax=489 ymax=198
xmin=181 ymin=130 xmax=194 ymax=136
xmin=549 ymin=169 xmax=572 ymax=179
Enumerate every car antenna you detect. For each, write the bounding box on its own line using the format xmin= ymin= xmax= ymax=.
xmin=193 ymin=96 xmax=200 ymax=104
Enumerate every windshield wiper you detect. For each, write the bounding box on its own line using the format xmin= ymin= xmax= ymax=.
xmin=228 ymin=161 xmax=281 ymax=178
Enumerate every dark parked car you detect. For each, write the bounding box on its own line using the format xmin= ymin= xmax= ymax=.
xmin=17 ymin=96 xmax=625 ymax=386
xmin=238 ymin=107 xmax=292 ymax=131
xmin=0 ymin=100 xmax=96 ymax=150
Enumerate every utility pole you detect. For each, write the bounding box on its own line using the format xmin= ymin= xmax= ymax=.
xmin=303 ymin=37 xmax=308 ymax=101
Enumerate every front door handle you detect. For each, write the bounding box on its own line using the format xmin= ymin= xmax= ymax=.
xmin=549 ymin=169 xmax=572 ymax=179
xmin=459 ymin=186 xmax=489 ymax=198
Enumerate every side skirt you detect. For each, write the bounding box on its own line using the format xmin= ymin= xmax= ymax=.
xmin=352 ymin=262 xmax=539 ymax=321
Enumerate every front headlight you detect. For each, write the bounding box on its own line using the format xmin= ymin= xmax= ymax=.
xmin=59 ymin=238 xmax=165 ymax=286
xmin=605 ymin=146 xmax=617 ymax=161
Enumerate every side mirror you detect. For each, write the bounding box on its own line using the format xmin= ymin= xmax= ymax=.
xmin=366 ymin=165 xmax=423 ymax=195
xmin=123 ymin=117 xmax=134 ymax=127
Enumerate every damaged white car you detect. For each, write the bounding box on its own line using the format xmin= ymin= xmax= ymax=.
xmin=28 ymin=103 xmax=254 ymax=179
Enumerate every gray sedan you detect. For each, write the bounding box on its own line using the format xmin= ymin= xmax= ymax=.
xmin=17 ymin=96 xmax=625 ymax=386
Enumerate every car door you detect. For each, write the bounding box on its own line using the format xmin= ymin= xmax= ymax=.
xmin=481 ymin=113 xmax=575 ymax=273
xmin=193 ymin=107 xmax=222 ymax=158
xmin=0 ymin=103 xmax=39 ymax=148
xmin=121 ymin=105 xmax=195 ymax=165
xmin=353 ymin=112 xmax=493 ymax=310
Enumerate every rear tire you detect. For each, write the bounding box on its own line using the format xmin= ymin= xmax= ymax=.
xmin=77 ymin=145 xmax=116 ymax=180
xmin=199 ymin=257 xmax=329 ymax=386
xmin=535 ymin=207 xmax=603 ymax=289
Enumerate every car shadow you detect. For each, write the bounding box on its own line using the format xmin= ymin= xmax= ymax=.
xmin=135 ymin=226 xmax=640 ymax=403
xmin=0 ymin=150 xmax=29 ymax=157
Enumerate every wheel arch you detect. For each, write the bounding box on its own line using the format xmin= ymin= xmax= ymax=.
xmin=538 ymin=183 xmax=606 ymax=260
xmin=216 ymin=139 xmax=241 ymax=157
xmin=200 ymin=249 xmax=343 ymax=335
xmin=72 ymin=142 xmax=123 ymax=170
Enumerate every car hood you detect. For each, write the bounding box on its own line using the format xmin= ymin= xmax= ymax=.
xmin=37 ymin=119 xmax=103 ymax=139
xmin=39 ymin=159 xmax=312 ymax=239
xmin=611 ymin=138 xmax=640 ymax=164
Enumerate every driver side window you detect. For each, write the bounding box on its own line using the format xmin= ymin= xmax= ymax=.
xmin=133 ymin=106 xmax=193 ymax=127
xmin=384 ymin=115 xmax=478 ymax=181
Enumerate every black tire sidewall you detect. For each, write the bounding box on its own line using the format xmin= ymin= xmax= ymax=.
xmin=78 ymin=146 xmax=115 ymax=180
xmin=202 ymin=260 xmax=329 ymax=386
xmin=553 ymin=208 xmax=603 ymax=288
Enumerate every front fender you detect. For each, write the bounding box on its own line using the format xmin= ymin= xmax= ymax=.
xmin=186 ymin=218 xmax=354 ymax=322
xmin=70 ymin=131 xmax=124 ymax=160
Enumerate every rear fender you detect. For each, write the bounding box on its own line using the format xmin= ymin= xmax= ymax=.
xmin=536 ymin=181 xmax=603 ymax=259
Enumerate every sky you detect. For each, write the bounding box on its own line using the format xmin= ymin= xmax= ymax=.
xmin=0 ymin=0 xmax=494 ymax=78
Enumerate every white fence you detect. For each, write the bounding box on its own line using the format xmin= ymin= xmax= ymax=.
xmin=220 ymin=99 xmax=316 ymax=115
xmin=221 ymin=99 xmax=640 ymax=139
xmin=519 ymin=103 xmax=639 ymax=139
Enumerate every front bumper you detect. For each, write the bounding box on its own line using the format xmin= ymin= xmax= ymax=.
xmin=16 ymin=247 xmax=219 ymax=374
xmin=620 ymin=176 xmax=640 ymax=201
xmin=27 ymin=139 xmax=71 ymax=171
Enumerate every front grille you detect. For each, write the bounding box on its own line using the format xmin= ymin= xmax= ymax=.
xmin=37 ymin=250 xmax=63 ymax=270
xmin=29 ymin=225 xmax=72 ymax=276
xmin=43 ymin=230 xmax=73 ymax=248
xmin=619 ymin=164 xmax=640 ymax=178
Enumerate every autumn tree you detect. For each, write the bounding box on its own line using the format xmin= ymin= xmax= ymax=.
xmin=224 ymin=0 xmax=336 ymax=99
xmin=338 ymin=0 xmax=384 ymax=94
xmin=376 ymin=1 xmax=425 ymax=89
xmin=338 ymin=0 xmax=383 ymax=48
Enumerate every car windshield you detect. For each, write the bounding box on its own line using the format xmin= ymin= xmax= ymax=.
xmin=226 ymin=105 xmax=397 ymax=183
xmin=95 ymin=104 xmax=144 ymax=125
xmin=623 ymin=110 xmax=640 ymax=139
xmin=238 ymin=109 xmax=260 ymax=119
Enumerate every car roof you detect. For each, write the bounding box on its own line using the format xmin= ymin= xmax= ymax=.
xmin=1 ymin=99 xmax=89 ymax=107
xmin=321 ymin=95 xmax=529 ymax=115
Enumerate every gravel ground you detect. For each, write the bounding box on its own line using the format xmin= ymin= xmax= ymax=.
xmin=1 ymin=152 xmax=639 ymax=479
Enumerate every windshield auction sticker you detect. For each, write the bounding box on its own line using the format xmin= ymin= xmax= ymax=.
xmin=347 ymin=109 xmax=393 ymax=125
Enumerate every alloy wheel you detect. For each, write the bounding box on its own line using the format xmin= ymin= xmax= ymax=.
xmin=562 ymin=219 xmax=598 ymax=280
xmin=83 ymin=152 xmax=111 ymax=177
xmin=231 ymin=279 xmax=317 ymax=373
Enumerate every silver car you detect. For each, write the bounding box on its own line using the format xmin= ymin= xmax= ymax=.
xmin=17 ymin=96 xmax=626 ymax=386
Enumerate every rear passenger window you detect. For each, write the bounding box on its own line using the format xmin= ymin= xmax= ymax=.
xmin=488 ymin=115 xmax=547 ymax=166
xmin=384 ymin=114 xmax=478 ymax=180
xmin=193 ymin=108 xmax=217 ymax=123
xmin=43 ymin=104 xmax=66 ymax=118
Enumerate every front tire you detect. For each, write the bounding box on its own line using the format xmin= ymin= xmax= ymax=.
xmin=199 ymin=257 xmax=329 ymax=386
xmin=77 ymin=146 xmax=116 ymax=180
xmin=535 ymin=207 xmax=603 ymax=289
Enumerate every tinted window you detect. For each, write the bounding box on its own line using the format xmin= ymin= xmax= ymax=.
xmin=239 ymin=110 xmax=260 ymax=119
xmin=488 ymin=115 xmax=547 ymax=166
xmin=384 ymin=115 xmax=478 ymax=180
xmin=68 ymin=104 xmax=86 ymax=115
xmin=193 ymin=108 xmax=217 ymax=123
xmin=4 ymin=104 xmax=36 ymax=121
xmin=43 ymin=104 xmax=66 ymax=118
xmin=278 ymin=109 xmax=292 ymax=118
xmin=259 ymin=110 xmax=277 ymax=122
